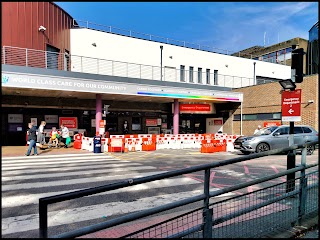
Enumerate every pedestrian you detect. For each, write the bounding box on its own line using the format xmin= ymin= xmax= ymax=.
xmin=26 ymin=122 xmax=38 ymax=156
xmin=254 ymin=125 xmax=262 ymax=134
xmin=60 ymin=124 xmax=70 ymax=148
xmin=48 ymin=127 xmax=60 ymax=148
xmin=37 ymin=121 xmax=47 ymax=148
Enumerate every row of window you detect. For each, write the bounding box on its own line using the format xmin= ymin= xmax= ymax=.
xmin=273 ymin=126 xmax=313 ymax=135
xmin=180 ymin=66 xmax=218 ymax=85
xmin=233 ymin=113 xmax=281 ymax=121
xmin=253 ymin=47 xmax=292 ymax=63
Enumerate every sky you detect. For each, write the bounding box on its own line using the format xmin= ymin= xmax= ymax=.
xmin=55 ymin=2 xmax=318 ymax=53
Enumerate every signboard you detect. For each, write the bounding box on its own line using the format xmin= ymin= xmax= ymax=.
xmin=99 ymin=120 xmax=105 ymax=135
xmin=59 ymin=117 xmax=78 ymax=129
xmin=264 ymin=122 xmax=281 ymax=128
xmin=8 ymin=114 xmax=23 ymax=123
xmin=146 ymin=119 xmax=158 ymax=126
xmin=30 ymin=118 xmax=38 ymax=126
xmin=174 ymin=103 xmax=216 ymax=114
xmin=2 ymin=72 xmax=243 ymax=102
xmin=45 ymin=115 xmax=58 ymax=123
xmin=282 ymin=89 xmax=301 ymax=122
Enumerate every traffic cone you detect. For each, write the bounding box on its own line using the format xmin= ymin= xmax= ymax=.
xmin=124 ymin=143 xmax=128 ymax=153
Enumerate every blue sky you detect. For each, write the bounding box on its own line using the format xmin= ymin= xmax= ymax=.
xmin=55 ymin=2 xmax=318 ymax=53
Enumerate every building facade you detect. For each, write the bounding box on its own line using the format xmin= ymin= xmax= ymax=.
xmin=307 ymin=21 xmax=319 ymax=75
xmin=2 ymin=2 xmax=298 ymax=146
xmin=232 ymin=74 xmax=319 ymax=136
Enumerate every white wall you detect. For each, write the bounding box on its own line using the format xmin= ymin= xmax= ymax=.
xmin=70 ymin=28 xmax=291 ymax=88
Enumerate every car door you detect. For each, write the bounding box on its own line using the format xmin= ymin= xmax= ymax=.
xmin=270 ymin=127 xmax=289 ymax=150
xmin=293 ymin=126 xmax=305 ymax=145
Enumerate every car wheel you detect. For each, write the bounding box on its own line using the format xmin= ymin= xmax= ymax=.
xmin=256 ymin=143 xmax=270 ymax=153
xmin=306 ymin=145 xmax=315 ymax=155
xmin=240 ymin=151 xmax=251 ymax=155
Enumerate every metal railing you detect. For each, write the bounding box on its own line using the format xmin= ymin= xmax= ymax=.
xmin=39 ymin=141 xmax=318 ymax=238
xmin=73 ymin=19 xmax=288 ymax=65
xmin=2 ymin=46 xmax=266 ymax=88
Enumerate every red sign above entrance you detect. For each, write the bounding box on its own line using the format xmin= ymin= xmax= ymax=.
xmin=180 ymin=104 xmax=211 ymax=113
xmin=281 ymin=89 xmax=301 ymax=122
xmin=59 ymin=117 xmax=78 ymax=129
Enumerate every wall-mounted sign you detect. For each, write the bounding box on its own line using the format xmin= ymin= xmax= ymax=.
xmin=45 ymin=115 xmax=58 ymax=123
xmin=2 ymin=73 xmax=243 ymax=102
xmin=146 ymin=119 xmax=158 ymax=126
xmin=173 ymin=103 xmax=216 ymax=114
xmin=282 ymin=89 xmax=301 ymax=122
xmin=59 ymin=117 xmax=78 ymax=129
xmin=214 ymin=119 xmax=223 ymax=125
xmin=8 ymin=114 xmax=23 ymax=123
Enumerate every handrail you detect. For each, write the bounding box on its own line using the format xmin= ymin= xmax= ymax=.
xmin=39 ymin=141 xmax=318 ymax=238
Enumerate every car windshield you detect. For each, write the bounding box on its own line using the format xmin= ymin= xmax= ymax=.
xmin=254 ymin=126 xmax=279 ymax=135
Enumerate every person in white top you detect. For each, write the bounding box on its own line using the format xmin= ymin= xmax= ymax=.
xmin=37 ymin=121 xmax=46 ymax=148
xmin=60 ymin=124 xmax=69 ymax=148
xmin=254 ymin=125 xmax=262 ymax=135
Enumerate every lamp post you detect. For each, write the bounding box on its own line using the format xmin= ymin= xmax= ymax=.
xmin=160 ymin=45 xmax=163 ymax=81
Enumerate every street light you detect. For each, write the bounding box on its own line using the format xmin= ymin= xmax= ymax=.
xmin=279 ymin=79 xmax=296 ymax=90
xmin=160 ymin=45 xmax=163 ymax=81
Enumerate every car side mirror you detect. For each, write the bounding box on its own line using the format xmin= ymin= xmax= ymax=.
xmin=273 ymin=132 xmax=280 ymax=136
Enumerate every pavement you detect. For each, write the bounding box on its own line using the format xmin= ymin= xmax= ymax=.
xmin=1 ymin=145 xmax=318 ymax=238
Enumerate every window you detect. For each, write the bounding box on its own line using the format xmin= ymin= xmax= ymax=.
xmin=275 ymin=127 xmax=289 ymax=135
xmin=294 ymin=127 xmax=304 ymax=134
xmin=206 ymin=69 xmax=210 ymax=84
xmin=214 ymin=70 xmax=218 ymax=85
xmin=243 ymin=115 xmax=257 ymax=120
xmin=132 ymin=117 xmax=141 ymax=131
xmin=180 ymin=65 xmax=185 ymax=82
xmin=46 ymin=44 xmax=60 ymax=70
xmin=302 ymin=127 xmax=312 ymax=133
xmin=233 ymin=112 xmax=282 ymax=121
xmin=189 ymin=66 xmax=194 ymax=83
xmin=198 ymin=68 xmax=202 ymax=83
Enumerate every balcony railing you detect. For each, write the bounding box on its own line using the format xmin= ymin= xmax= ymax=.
xmin=2 ymin=46 xmax=276 ymax=89
xmin=73 ymin=19 xmax=288 ymax=65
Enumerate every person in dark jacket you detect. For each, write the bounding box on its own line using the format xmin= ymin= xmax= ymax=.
xmin=26 ymin=122 xmax=38 ymax=156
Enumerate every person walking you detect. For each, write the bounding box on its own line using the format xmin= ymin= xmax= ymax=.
xmin=60 ymin=124 xmax=70 ymax=148
xmin=37 ymin=121 xmax=47 ymax=148
xmin=26 ymin=122 xmax=38 ymax=156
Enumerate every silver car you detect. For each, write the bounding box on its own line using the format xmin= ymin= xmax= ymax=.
xmin=234 ymin=125 xmax=318 ymax=155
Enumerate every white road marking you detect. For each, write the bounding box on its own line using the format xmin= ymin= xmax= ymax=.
xmin=1 ymin=153 xmax=108 ymax=160
xmin=1 ymin=157 xmax=122 ymax=168
xmin=2 ymin=177 xmax=200 ymax=208
xmin=2 ymin=171 xmax=166 ymax=191
xmin=1 ymin=163 xmax=141 ymax=176
xmin=2 ymin=166 xmax=157 ymax=181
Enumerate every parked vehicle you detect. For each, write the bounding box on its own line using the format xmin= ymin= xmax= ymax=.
xmin=234 ymin=125 xmax=318 ymax=155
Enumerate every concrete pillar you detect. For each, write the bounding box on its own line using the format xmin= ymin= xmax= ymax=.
xmin=173 ymin=99 xmax=179 ymax=135
xmin=96 ymin=94 xmax=102 ymax=134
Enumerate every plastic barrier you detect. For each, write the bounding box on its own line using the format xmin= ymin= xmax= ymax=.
xmin=156 ymin=137 xmax=169 ymax=150
xmin=141 ymin=137 xmax=156 ymax=151
xmin=181 ymin=137 xmax=195 ymax=149
xmin=138 ymin=134 xmax=153 ymax=139
xmin=201 ymin=139 xmax=226 ymax=153
xmin=125 ymin=138 xmax=138 ymax=152
xmin=213 ymin=139 xmax=227 ymax=152
xmin=101 ymin=138 xmax=109 ymax=152
xmin=110 ymin=138 xmax=124 ymax=152
xmin=226 ymin=139 xmax=235 ymax=152
xmin=110 ymin=135 xmax=125 ymax=139
xmin=73 ymin=133 xmax=82 ymax=149
xmin=125 ymin=134 xmax=139 ymax=138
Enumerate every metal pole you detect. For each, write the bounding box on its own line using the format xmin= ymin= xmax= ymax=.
xmin=160 ymin=45 xmax=163 ymax=81
xmin=240 ymin=102 xmax=243 ymax=135
xmin=298 ymin=145 xmax=307 ymax=224
xmin=39 ymin=200 xmax=48 ymax=238
xmin=203 ymin=169 xmax=212 ymax=238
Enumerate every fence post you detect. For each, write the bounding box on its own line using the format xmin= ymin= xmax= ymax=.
xmin=39 ymin=199 xmax=48 ymax=238
xmin=298 ymin=146 xmax=307 ymax=224
xmin=26 ymin=48 xmax=28 ymax=67
xmin=203 ymin=168 xmax=212 ymax=238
